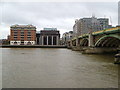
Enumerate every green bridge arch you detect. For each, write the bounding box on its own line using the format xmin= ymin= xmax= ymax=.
xmin=80 ymin=38 xmax=88 ymax=46
xmin=95 ymin=34 xmax=120 ymax=47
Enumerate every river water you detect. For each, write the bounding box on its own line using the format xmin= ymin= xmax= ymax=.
xmin=1 ymin=48 xmax=118 ymax=88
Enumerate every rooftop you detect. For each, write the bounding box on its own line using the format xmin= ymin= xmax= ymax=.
xmin=10 ymin=24 xmax=36 ymax=28
xmin=43 ymin=28 xmax=57 ymax=31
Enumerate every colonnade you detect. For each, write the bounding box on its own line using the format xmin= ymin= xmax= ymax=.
xmin=41 ymin=35 xmax=59 ymax=45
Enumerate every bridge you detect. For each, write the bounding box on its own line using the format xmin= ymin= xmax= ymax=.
xmin=67 ymin=26 xmax=120 ymax=54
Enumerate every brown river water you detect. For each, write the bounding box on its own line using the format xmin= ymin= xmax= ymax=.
xmin=1 ymin=48 xmax=119 ymax=88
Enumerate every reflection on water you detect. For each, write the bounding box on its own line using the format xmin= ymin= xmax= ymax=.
xmin=2 ymin=48 xmax=118 ymax=88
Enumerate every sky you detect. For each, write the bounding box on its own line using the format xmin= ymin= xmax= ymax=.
xmin=0 ymin=0 xmax=119 ymax=39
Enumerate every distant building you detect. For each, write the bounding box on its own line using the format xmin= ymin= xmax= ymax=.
xmin=36 ymin=31 xmax=40 ymax=45
xmin=62 ymin=31 xmax=73 ymax=45
xmin=10 ymin=24 xmax=36 ymax=45
xmin=73 ymin=19 xmax=81 ymax=37
xmin=73 ymin=16 xmax=112 ymax=36
xmin=0 ymin=39 xmax=2 ymax=45
xmin=38 ymin=28 xmax=60 ymax=45
xmin=7 ymin=35 xmax=10 ymax=41
xmin=0 ymin=39 xmax=9 ymax=45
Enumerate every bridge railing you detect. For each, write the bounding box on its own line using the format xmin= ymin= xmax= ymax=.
xmin=71 ymin=26 xmax=120 ymax=41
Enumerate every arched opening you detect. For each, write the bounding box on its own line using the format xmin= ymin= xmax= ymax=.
xmin=14 ymin=41 xmax=17 ymax=45
xmin=80 ymin=39 xmax=88 ymax=46
xmin=95 ymin=35 xmax=120 ymax=47
xmin=27 ymin=42 xmax=31 ymax=45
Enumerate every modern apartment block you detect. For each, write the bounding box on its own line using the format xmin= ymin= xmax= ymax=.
xmin=73 ymin=19 xmax=81 ymax=37
xmin=73 ymin=16 xmax=112 ymax=37
xmin=10 ymin=24 xmax=36 ymax=45
xmin=38 ymin=28 xmax=60 ymax=45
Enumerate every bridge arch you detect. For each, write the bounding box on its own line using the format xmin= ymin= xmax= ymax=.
xmin=80 ymin=38 xmax=88 ymax=46
xmin=95 ymin=34 xmax=120 ymax=47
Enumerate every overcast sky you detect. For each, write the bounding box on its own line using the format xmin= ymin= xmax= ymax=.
xmin=0 ymin=0 xmax=118 ymax=39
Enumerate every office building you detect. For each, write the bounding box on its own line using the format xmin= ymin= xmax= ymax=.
xmin=73 ymin=16 xmax=112 ymax=36
xmin=39 ymin=28 xmax=60 ymax=45
xmin=10 ymin=24 xmax=36 ymax=45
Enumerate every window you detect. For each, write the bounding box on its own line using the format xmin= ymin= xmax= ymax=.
xmin=27 ymin=34 xmax=31 ymax=36
xmin=14 ymin=37 xmax=17 ymax=40
xmin=14 ymin=32 xmax=18 ymax=35
xmin=27 ymin=37 xmax=31 ymax=41
xmin=21 ymin=27 xmax=25 ymax=29
xmin=27 ymin=30 xmax=31 ymax=34
xmin=14 ymin=42 xmax=17 ymax=44
xmin=14 ymin=34 xmax=17 ymax=36
xmin=28 ymin=32 xmax=31 ymax=35
xmin=21 ymin=30 xmax=24 ymax=31
xmin=14 ymin=30 xmax=17 ymax=32
xmin=21 ymin=37 xmax=24 ymax=40
xmin=21 ymin=35 xmax=24 ymax=36
xmin=21 ymin=32 xmax=24 ymax=35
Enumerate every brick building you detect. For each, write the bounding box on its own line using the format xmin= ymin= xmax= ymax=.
xmin=10 ymin=24 xmax=36 ymax=45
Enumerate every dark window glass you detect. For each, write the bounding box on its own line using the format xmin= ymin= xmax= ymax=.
xmin=27 ymin=37 xmax=31 ymax=40
xmin=21 ymin=37 xmax=24 ymax=40
xmin=27 ymin=34 xmax=31 ymax=36
xmin=21 ymin=35 xmax=24 ymax=36
xmin=21 ymin=32 xmax=24 ymax=35
xmin=28 ymin=32 xmax=31 ymax=34
xmin=14 ymin=37 xmax=17 ymax=40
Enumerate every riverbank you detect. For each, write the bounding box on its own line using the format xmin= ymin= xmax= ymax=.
xmin=0 ymin=45 xmax=67 ymax=48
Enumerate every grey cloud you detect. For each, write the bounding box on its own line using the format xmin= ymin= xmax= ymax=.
xmin=0 ymin=2 xmax=118 ymax=39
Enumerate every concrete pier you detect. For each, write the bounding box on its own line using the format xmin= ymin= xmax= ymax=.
xmin=114 ymin=53 xmax=120 ymax=64
xmin=70 ymin=46 xmax=118 ymax=54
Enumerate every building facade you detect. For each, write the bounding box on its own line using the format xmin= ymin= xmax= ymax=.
xmin=36 ymin=31 xmax=40 ymax=45
xmin=38 ymin=28 xmax=60 ymax=45
xmin=62 ymin=31 xmax=73 ymax=45
xmin=73 ymin=19 xmax=81 ymax=37
xmin=10 ymin=24 xmax=36 ymax=45
xmin=73 ymin=16 xmax=112 ymax=37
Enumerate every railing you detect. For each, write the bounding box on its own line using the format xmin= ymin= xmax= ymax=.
xmin=71 ymin=27 xmax=120 ymax=41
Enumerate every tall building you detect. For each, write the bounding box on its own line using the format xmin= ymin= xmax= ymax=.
xmin=10 ymin=24 xmax=36 ymax=45
xmin=73 ymin=16 xmax=112 ymax=36
xmin=39 ymin=28 xmax=60 ymax=45
xmin=73 ymin=19 xmax=81 ymax=37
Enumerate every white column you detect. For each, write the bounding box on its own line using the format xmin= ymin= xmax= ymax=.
xmin=42 ymin=36 xmax=44 ymax=45
xmin=47 ymin=36 xmax=48 ymax=45
xmin=52 ymin=36 xmax=53 ymax=45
